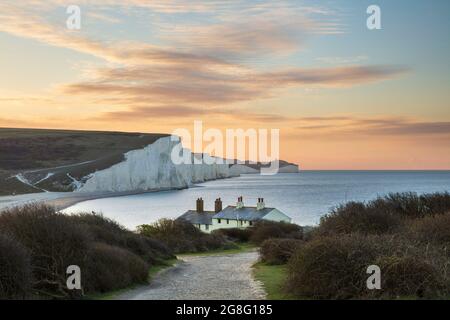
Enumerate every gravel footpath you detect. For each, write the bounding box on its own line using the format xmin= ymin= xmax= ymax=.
xmin=116 ymin=251 xmax=266 ymax=300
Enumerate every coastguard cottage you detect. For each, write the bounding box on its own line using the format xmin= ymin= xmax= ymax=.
xmin=177 ymin=196 xmax=292 ymax=233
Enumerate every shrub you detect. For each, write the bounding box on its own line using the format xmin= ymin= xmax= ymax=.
xmin=286 ymin=234 xmax=449 ymax=299
xmin=83 ymin=243 xmax=149 ymax=293
xmin=376 ymin=255 xmax=443 ymax=298
xmin=0 ymin=235 xmax=32 ymax=299
xmin=0 ymin=204 xmax=90 ymax=298
xmin=316 ymin=201 xmax=402 ymax=236
xmin=406 ymin=212 xmax=450 ymax=247
xmin=213 ymin=228 xmax=252 ymax=242
xmin=286 ymin=235 xmax=378 ymax=299
xmin=260 ymin=238 xmax=304 ymax=265
xmin=380 ymin=192 xmax=450 ymax=218
xmin=69 ymin=213 xmax=174 ymax=264
xmin=250 ymin=221 xmax=303 ymax=245
xmin=419 ymin=192 xmax=450 ymax=216
xmin=0 ymin=205 xmax=175 ymax=298
xmin=137 ymin=219 xmax=233 ymax=253
xmin=315 ymin=193 xmax=450 ymax=237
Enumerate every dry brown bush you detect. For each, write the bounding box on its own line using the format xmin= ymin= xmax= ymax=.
xmin=260 ymin=238 xmax=304 ymax=265
xmin=137 ymin=219 xmax=235 ymax=253
xmin=0 ymin=205 xmax=174 ymax=298
xmin=286 ymin=233 xmax=450 ymax=299
xmin=406 ymin=212 xmax=450 ymax=247
xmin=213 ymin=228 xmax=252 ymax=242
xmin=83 ymin=243 xmax=149 ymax=293
xmin=69 ymin=213 xmax=174 ymax=264
xmin=0 ymin=204 xmax=90 ymax=298
xmin=0 ymin=234 xmax=32 ymax=299
xmin=250 ymin=221 xmax=303 ymax=245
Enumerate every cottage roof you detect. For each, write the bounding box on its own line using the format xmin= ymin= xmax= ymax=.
xmin=212 ymin=205 xmax=274 ymax=221
xmin=177 ymin=210 xmax=215 ymax=225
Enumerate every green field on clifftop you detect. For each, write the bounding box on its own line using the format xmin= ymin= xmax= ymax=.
xmin=0 ymin=127 xmax=168 ymax=195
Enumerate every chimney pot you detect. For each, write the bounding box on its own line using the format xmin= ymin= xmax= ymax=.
xmin=236 ymin=196 xmax=244 ymax=209
xmin=256 ymin=197 xmax=265 ymax=210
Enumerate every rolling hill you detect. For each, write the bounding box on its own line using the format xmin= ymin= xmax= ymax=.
xmin=0 ymin=128 xmax=167 ymax=195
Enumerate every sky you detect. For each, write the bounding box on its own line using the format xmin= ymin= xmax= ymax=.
xmin=0 ymin=0 xmax=449 ymax=169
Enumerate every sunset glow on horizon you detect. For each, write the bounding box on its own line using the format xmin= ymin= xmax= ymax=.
xmin=1 ymin=0 xmax=449 ymax=169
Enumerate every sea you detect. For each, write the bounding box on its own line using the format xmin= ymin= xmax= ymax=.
xmin=63 ymin=171 xmax=450 ymax=230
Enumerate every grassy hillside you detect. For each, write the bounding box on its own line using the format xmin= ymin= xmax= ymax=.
xmin=0 ymin=128 xmax=168 ymax=195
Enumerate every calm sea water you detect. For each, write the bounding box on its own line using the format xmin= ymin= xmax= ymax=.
xmin=64 ymin=171 xmax=450 ymax=229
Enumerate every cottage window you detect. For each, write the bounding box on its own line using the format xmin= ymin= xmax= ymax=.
xmin=249 ymin=221 xmax=253 ymax=226
xmin=226 ymin=219 xmax=229 ymax=224
xmin=218 ymin=219 xmax=221 ymax=223
xmin=206 ymin=225 xmax=209 ymax=231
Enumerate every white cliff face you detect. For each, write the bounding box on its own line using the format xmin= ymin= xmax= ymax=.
xmin=77 ymin=136 xmax=235 ymax=193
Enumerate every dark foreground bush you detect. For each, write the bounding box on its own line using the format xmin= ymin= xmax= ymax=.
xmin=213 ymin=228 xmax=252 ymax=242
xmin=381 ymin=192 xmax=450 ymax=218
xmin=315 ymin=192 xmax=450 ymax=237
xmin=286 ymin=235 xmax=378 ymax=299
xmin=286 ymin=234 xmax=449 ymax=299
xmin=0 ymin=235 xmax=32 ymax=299
xmin=316 ymin=202 xmax=402 ymax=236
xmin=260 ymin=238 xmax=304 ymax=265
xmin=137 ymin=219 xmax=235 ymax=253
xmin=0 ymin=205 xmax=90 ymax=298
xmin=406 ymin=212 xmax=450 ymax=247
xmin=250 ymin=221 xmax=303 ymax=245
xmin=0 ymin=205 xmax=174 ymax=299
xmin=376 ymin=255 xmax=444 ymax=298
xmin=83 ymin=243 xmax=149 ymax=293
xmin=69 ymin=213 xmax=174 ymax=264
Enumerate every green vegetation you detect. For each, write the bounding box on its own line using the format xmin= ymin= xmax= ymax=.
xmin=148 ymin=259 xmax=178 ymax=280
xmin=253 ymin=263 xmax=295 ymax=300
xmin=0 ymin=128 xmax=167 ymax=195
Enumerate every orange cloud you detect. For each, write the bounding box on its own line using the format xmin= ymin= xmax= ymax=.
xmin=294 ymin=116 xmax=450 ymax=137
xmin=61 ymin=64 xmax=407 ymax=108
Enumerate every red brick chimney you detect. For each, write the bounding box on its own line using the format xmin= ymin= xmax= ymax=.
xmin=196 ymin=197 xmax=204 ymax=213
xmin=214 ymin=198 xmax=223 ymax=213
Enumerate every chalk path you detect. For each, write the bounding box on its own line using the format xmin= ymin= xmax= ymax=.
xmin=116 ymin=251 xmax=266 ymax=300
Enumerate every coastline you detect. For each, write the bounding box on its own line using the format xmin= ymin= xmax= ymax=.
xmin=0 ymin=187 xmax=187 ymax=212
xmin=0 ymin=173 xmax=244 ymax=212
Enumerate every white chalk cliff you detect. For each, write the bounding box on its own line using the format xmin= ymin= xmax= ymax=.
xmin=77 ymin=136 xmax=235 ymax=193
